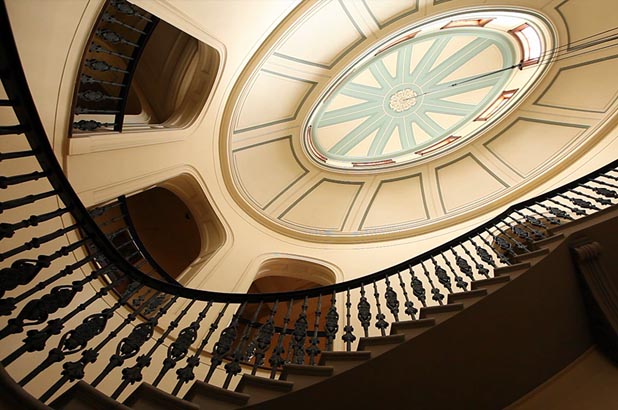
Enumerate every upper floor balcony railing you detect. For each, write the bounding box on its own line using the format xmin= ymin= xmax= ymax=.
xmin=1 ymin=1 xmax=618 ymax=407
xmin=71 ymin=0 xmax=159 ymax=134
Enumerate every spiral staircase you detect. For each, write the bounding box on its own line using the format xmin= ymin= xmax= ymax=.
xmin=2 ymin=1 xmax=618 ymax=409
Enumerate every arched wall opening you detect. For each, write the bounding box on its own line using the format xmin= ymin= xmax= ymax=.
xmin=88 ymin=173 xmax=227 ymax=285
xmin=238 ymin=258 xmax=338 ymax=367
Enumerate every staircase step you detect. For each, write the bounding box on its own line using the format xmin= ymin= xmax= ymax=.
xmin=235 ymin=374 xmax=293 ymax=405
xmin=447 ymin=288 xmax=488 ymax=305
xmin=513 ymin=248 xmax=549 ymax=264
xmin=390 ymin=318 xmax=435 ymax=339
xmin=184 ymin=381 xmax=249 ymax=410
xmin=494 ymin=262 xmax=531 ymax=277
xmin=51 ymin=381 xmax=130 ymax=410
xmin=280 ymin=364 xmax=334 ymax=390
xmin=471 ymin=275 xmax=510 ymax=291
xmin=357 ymin=334 xmax=405 ymax=356
xmin=419 ymin=303 xmax=464 ymax=323
xmin=533 ymin=233 xmax=565 ymax=249
xmin=318 ymin=350 xmax=371 ymax=375
xmin=124 ymin=383 xmax=199 ymax=410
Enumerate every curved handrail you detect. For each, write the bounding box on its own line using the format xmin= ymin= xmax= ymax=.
xmin=2 ymin=0 xmax=617 ymax=303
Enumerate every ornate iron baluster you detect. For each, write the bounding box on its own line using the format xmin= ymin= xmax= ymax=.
xmin=0 ymin=170 xmax=47 ymax=189
xmin=0 ymin=238 xmax=85 ymax=299
xmin=420 ymin=261 xmax=444 ymax=305
xmin=590 ymin=179 xmax=618 ymax=192
xmin=0 ymin=148 xmax=34 ymax=162
xmin=88 ymin=44 xmax=133 ymax=61
xmin=451 ymin=246 xmax=474 ymax=281
xmin=89 ymin=295 xmax=176 ymax=388
xmin=307 ymin=296 xmax=322 ymax=366
xmin=101 ymin=12 xmax=146 ymax=34
xmin=95 ymin=29 xmax=139 ymax=48
xmin=251 ymin=300 xmax=278 ymax=375
xmin=167 ymin=302 xmax=225 ymax=396
xmin=324 ymin=292 xmax=338 ymax=351
xmin=73 ymin=119 xmax=115 ymax=132
xmin=0 ymin=207 xmax=69 ymax=239
xmin=538 ymin=199 xmax=576 ymax=220
xmin=18 ymin=281 xmax=142 ymax=386
xmin=460 ymin=242 xmax=490 ymax=278
xmin=223 ymin=302 xmax=263 ymax=388
xmin=342 ymin=289 xmax=355 ymax=352
xmin=383 ymin=275 xmax=400 ymax=322
xmin=0 ymin=253 xmax=97 ymax=317
xmin=408 ymin=265 xmax=427 ymax=307
xmin=269 ymin=300 xmax=293 ymax=378
xmin=357 ymin=284 xmax=371 ymax=337
xmin=111 ymin=0 xmax=153 ymax=21
xmin=397 ymin=271 xmax=416 ymax=319
xmin=204 ymin=302 xmax=246 ymax=383
xmin=40 ymin=293 xmax=175 ymax=401
xmin=430 ymin=256 xmax=453 ymax=294
xmin=477 ymin=233 xmax=510 ymax=266
xmin=573 ymin=188 xmax=612 ymax=206
xmin=485 ymin=228 xmax=518 ymax=261
xmin=441 ymin=253 xmax=467 ymax=291
xmin=0 ymin=189 xmax=57 ymax=213
xmin=557 ymin=193 xmax=598 ymax=212
xmin=512 ymin=210 xmax=546 ymax=239
xmin=494 ymin=224 xmax=530 ymax=254
xmin=84 ymin=59 xmax=128 ymax=74
xmin=290 ymin=297 xmax=309 ymax=365
xmin=373 ymin=281 xmax=388 ymax=336
xmin=150 ymin=299 xmax=198 ymax=386
xmin=1 ymin=274 xmax=133 ymax=367
xmin=1 ymin=223 xmax=79 ymax=262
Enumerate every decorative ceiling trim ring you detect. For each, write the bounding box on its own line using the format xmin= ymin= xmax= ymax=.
xmin=219 ymin=0 xmax=618 ymax=242
xmin=362 ymin=0 xmax=420 ymax=30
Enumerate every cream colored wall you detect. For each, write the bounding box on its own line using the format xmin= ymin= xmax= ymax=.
xmin=3 ymin=0 xmax=618 ymax=299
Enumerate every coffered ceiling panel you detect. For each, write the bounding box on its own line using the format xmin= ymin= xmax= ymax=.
xmin=436 ymin=154 xmax=508 ymax=212
xmin=235 ymin=70 xmax=316 ymax=133
xmin=360 ymin=174 xmax=428 ymax=229
xmin=484 ymin=119 xmax=588 ymax=177
xmin=275 ymin=0 xmax=365 ymax=69
xmin=233 ymin=136 xmax=308 ymax=208
xmin=362 ymin=0 xmax=419 ymax=28
xmin=535 ymin=55 xmax=618 ymax=113
xmin=557 ymin=0 xmax=617 ymax=46
xmin=280 ymin=179 xmax=362 ymax=231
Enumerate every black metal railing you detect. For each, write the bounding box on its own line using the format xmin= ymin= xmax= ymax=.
xmin=1 ymin=0 xmax=618 ymax=405
xmin=71 ymin=0 xmax=159 ymax=134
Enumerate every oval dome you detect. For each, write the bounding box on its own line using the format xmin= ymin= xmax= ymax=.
xmin=304 ymin=11 xmax=548 ymax=170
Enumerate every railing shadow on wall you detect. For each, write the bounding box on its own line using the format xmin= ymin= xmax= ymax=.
xmin=1 ymin=0 xmax=618 ymax=405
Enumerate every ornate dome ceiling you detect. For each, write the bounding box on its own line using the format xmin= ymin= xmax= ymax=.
xmin=220 ymin=0 xmax=618 ymax=243
xmin=305 ymin=12 xmax=543 ymax=170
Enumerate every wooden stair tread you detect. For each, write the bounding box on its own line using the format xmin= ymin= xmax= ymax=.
xmin=494 ymin=262 xmax=531 ymax=276
xmin=390 ymin=318 xmax=435 ymax=334
xmin=357 ymin=333 xmax=405 ymax=351
xmin=124 ymin=383 xmax=199 ymax=410
xmin=513 ymin=248 xmax=550 ymax=263
xmin=51 ymin=381 xmax=130 ymax=410
xmin=0 ymin=364 xmax=55 ymax=410
xmin=280 ymin=364 xmax=334 ymax=379
xmin=184 ymin=381 xmax=250 ymax=407
xmin=447 ymin=288 xmax=488 ymax=304
xmin=471 ymin=275 xmax=510 ymax=290
xmin=419 ymin=303 xmax=464 ymax=318
xmin=235 ymin=374 xmax=293 ymax=394
xmin=318 ymin=350 xmax=371 ymax=365
xmin=533 ymin=233 xmax=565 ymax=248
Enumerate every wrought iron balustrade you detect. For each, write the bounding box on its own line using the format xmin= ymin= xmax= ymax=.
xmin=71 ymin=0 xmax=159 ymax=135
xmin=1 ymin=0 xmax=618 ymax=405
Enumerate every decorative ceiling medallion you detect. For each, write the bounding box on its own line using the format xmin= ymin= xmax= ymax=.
xmin=303 ymin=10 xmax=551 ymax=171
